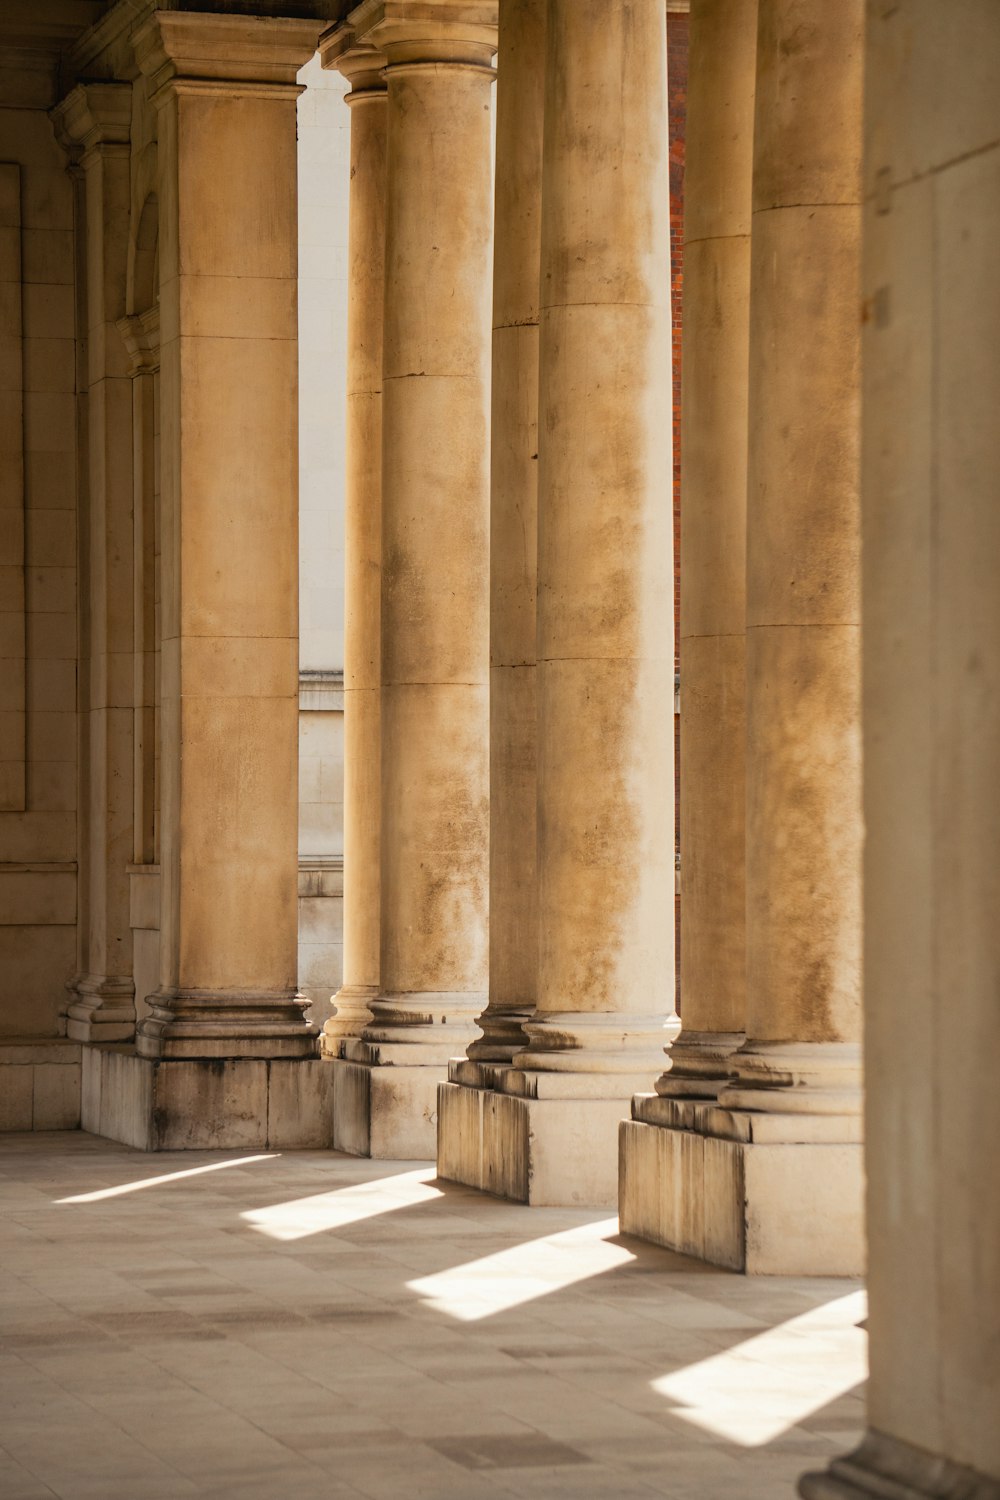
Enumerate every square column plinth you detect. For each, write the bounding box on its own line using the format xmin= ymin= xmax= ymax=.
xmin=82 ymin=1047 xmax=333 ymax=1151
xmin=328 ymin=1051 xmax=442 ymax=1160
xmin=620 ymin=1096 xmax=864 ymax=1275
xmin=439 ymin=1064 xmax=644 ymax=1209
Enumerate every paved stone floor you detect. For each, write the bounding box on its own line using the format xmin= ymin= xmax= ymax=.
xmin=0 ymin=1132 xmax=866 ymax=1500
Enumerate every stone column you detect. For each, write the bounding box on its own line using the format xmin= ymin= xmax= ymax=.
xmin=437 ymin=0 xmax=545 ymax=1189
xmin=332 ymin=0 xmax=496 ymax=1159
xmin=53 ymin=84 xmax=136 ymax=1042
xmin=85 ymin=12 xmax=334 ymax=1152
xmin=319 ymin=30 xmax=386 ymax=1055
xmin=720 ymin=0 xmax=864 ymax=1270
xmin=619 ymin=0 xmax=756 ymax=1252
xmin=632 ymin=0 xmax=863 ymax=1272
xmin=489 ymin=0 xmax=675 ymax=1208
xmin=801 ymin=4 xmax=1000 ymax=1496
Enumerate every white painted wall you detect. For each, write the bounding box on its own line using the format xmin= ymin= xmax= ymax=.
xmin=296 ymin=56 xmax=350 ymax=1022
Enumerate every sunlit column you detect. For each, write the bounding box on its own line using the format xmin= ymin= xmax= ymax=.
xmin=722 ymin=0 xmax=864 ymax=1127
xmin=336 ymin=0 xmax=497 ymax=1158
xmin=469 ymin=0 xmax=545 ymax=1066
xmin=656 ymin=0 xmax=754 ymax=1098
xmin=490 ymin=0 xmax=675 ymax=1207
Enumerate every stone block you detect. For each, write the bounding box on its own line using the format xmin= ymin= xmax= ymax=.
xmin=0 ymin=1062 xmax=32 ymax=1130
xmin=83 ymin=1048 xmax=335 ymax=1151
xmin=267 ymin=1058 xmax=334 ymax=1148
xmin=32 ymin=1061 xmax=81 ymax=1129
xmin=484 ymin=1091 xmax=629 ymax=1208
xmin=331 ymin=1057 xmax=440 ymax=1159
xmin=618 ymin=1116 xmax=864 ymax=1275
xmin=436 ymin=1079 xmax=484 ymax=1189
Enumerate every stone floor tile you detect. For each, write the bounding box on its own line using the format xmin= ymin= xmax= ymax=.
xmin=0 ymin=1134 xmax=866 ymax=1500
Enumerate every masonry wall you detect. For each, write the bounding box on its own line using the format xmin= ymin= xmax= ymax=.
xmin=0 ymin=94 xmax=80 ymax=1043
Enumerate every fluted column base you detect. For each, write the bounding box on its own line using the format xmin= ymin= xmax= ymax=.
xmin=65 ymin=974 xmax=136 ymax=1043
xmin=135 ymin=989 xmax=318 ymax=1060
xmin=799 ymin=1432 xmax=1000 ymax=1500
xmin=437 ymin=1012 xmax=680 ymax=1205
xmin=326 ymin=991 xmax=483 ymax=1158
xmin=655 ymin=1029 xmax=745 ymax=1099
xmin=621 ymin=1052 xmax=864 ymax=1274
xmin=320 ymin=984 xmax=379 ymax=1058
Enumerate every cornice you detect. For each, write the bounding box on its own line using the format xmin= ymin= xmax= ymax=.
xmin=132 ymin=10 xmax=324 ymax=95
xmin=51 ymin=79 xmax=132 ymax=157
xmin=349 ymin=0 xmax=497 ymax=67
xmin=318 ymin=20 xmax=386 ymax=90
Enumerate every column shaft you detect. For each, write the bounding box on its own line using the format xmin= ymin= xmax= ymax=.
xmin=321 ymin=36 xmax=387 ymax=1050
xmin=724 ymin=0 xmax=864 ymax=1110
xmin=517 ymin=0 xmax=674 ymax=1076
xmin=658 ymin=0 xmax=755 ymax=1098
xmin=133 ymin=13 xmax=321 ymax=1060
xmin=489 ymin=0 xmax=674 ymax=1207
xmin=336 ymin=1 xmax=496 ymax=1158
xmin=470 ymin=0 xmax=545 ymax=1064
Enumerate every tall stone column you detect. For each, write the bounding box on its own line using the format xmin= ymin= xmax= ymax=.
xmin=53 ymin=84 xmax=136 ymax=1042
xmin=80 ymin=12 xmax=335 ymax=1152
xmin=489 ymin=0 xmax=675 ymax=1207
xmin=620 ymin=0 xmax=756 ymax=1252
xmin=475 ymin=0 xmax=544 ymax=1069
xmin=319 ymin=30 xmax=386 ymax=1056
xmin=333 ymin=0 xmax=496 ymax=1159
xmin=802 ymin=4 xmax=1000 ymax=1496
xmin=629 ymin=0 xmax=863 ymax=1272
xmin=437 ymin=0 xmax=545 ymax=1191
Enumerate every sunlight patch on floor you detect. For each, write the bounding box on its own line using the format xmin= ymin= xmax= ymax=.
xmin=56 ymin=1153 xmax=278 ymax=1203
xmin=241 ymin=1166 xmax=442 ymax=1241
xmin=407 ymin=1217 xmax=631 ymax=1320
xmin=651 ymin=1289 xmax=868 ymax=1445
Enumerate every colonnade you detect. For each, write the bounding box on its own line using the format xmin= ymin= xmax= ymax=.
xmin=326 ymin=0 xmax=865 ymax=1270
xmin=10 ymin=0 xmax=1000 ymax=1492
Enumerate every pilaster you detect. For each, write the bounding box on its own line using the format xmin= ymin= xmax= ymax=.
xmin=130 ymin=10 xmax=322 ymax=1066
xmin=52 ymin=81 xmax=136 ymax=1043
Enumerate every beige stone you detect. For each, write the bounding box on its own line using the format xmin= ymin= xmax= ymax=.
xmin=334 ymin=1 xmax=496 ymax=1158
xmin=52 ymin=82 xmax=136 ymax=1043
xmin=470 ymin=0 xmax=545 ymax=1066
xmin=131 ymin=12 xmax=322 ymax=1066
xmin=801 ymin=4 xmax=1000 ymax=1494
xmin=320 ymin=29 xmax=386 ymax=1052
xmin=660 ymin=0 xmax=755 ymax=1099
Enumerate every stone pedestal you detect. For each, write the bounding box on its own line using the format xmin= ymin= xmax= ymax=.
xmin=332 ymin=1 xmax=497 ymax=1159
xmin=625 ymin=1070 xmax=863 ymax=1275
xmin=81 ymin=1046 xmax=333 ymax=1151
